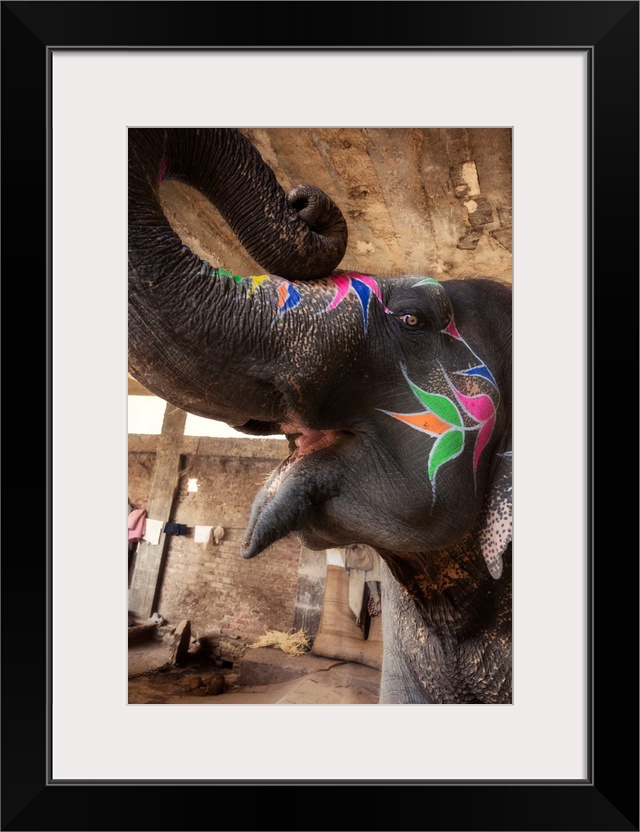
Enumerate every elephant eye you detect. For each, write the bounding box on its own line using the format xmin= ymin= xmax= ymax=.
xmin=400 ymin=313 xmax=422 ymax=328
xmin=387 ymin=301 xmax=430 ymax=329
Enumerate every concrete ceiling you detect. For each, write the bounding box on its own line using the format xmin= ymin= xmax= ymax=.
xmin=129 ymin=127 xmax=512 ymax=396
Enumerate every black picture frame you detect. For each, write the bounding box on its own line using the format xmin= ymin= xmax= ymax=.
xmin=3 ymin=2 xmax=637 ymax=830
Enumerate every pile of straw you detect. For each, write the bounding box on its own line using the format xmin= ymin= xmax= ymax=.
xmin=249 ymin=628 xmax=311 ymax=656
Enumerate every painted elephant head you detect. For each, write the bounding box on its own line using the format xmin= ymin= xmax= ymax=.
xmin=129 ymin=128 xmax=512 ymax=704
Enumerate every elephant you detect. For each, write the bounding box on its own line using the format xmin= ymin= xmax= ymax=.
xmin=128 ymin=127 xmax=512 ymax=704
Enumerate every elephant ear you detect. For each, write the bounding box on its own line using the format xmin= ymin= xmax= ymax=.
xmin=477 ymin=443 xmax=512 ymax=579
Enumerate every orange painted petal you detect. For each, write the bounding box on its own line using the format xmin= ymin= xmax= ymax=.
xmin=391 ymin=411 xmax=450 ymax=435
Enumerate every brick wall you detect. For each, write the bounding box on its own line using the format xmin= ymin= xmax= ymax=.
xmin=158 ymin=529 xmax=301 ymax=644
xmin=128 ymin=434 xmax=321 ymax=647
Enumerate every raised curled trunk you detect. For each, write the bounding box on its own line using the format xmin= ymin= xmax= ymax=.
xmin=129 ymin=128 xmax=347 ymax=279
xmin=128 ymin=128 xmax=349 ymax=428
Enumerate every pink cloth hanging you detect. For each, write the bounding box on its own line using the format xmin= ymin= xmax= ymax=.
xmin=128 ymin=508 xmax=147 ymax=543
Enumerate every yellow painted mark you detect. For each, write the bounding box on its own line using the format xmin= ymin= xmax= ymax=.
xmin=248 ymin=275 xmax=270 ymax=294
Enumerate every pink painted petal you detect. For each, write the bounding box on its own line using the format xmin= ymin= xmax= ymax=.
xmin=327 ymin=275 xmax=351 ymax=310
xmin=473 ymin=416 xmax=495 ymax=470
xmin=346 ymin=272 xmax=392 ymax=313
xmin=453 ymin=391 xmax=495 ymax=424
xmin=443 ymin=319 xmax=462 ymax=339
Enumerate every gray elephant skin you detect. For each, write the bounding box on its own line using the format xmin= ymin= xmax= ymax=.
xmin=129 ymin=128 xmax=512 ymax=704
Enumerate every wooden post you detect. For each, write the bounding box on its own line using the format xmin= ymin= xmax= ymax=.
xmin=128 ymin=404 xmax=186 ymax=618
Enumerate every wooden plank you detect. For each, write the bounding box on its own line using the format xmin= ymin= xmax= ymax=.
xmin=128 ymin=405 xmax=187 ymax=618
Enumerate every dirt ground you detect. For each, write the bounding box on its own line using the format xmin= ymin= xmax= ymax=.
xmin=128 ymin=626 xmax=381 ymax=705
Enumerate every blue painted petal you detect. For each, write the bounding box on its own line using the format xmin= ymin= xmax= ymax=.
xmin=350 ymin=278 xmax=373 ymax=331
xmin=281 ymin=284 xmax=302 ymax=313
xmin=465 ymin=365 xmax=498 ymax=388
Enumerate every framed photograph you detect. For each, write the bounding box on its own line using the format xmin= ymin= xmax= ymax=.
xmin=4 ymin=2 xmax=636 ymax=830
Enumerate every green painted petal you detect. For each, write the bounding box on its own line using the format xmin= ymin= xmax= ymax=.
xmin=409 ymin=384 xmax=462 ymax=426
xmin=428 ymin=429 xmax=464 ymax=480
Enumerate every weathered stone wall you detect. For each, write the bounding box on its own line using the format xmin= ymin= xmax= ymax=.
xmin=128 ymin=434 xmax=324 ymax=648
xmin=160 ymin=127 xmax=512 ymax=286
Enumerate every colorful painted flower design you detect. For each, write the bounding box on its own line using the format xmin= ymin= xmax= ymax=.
xmin=441 ymin=365 xmax=497 ymax=473
xmin=442 ymin=319 xmax=498 ymax=389
xmin=326 ymin=272 xmax=388 ymax=331
xmin=413 ymin=277 xmax=499 ymax=389
xmin=380 ymin=362 xmax=497 ymax=503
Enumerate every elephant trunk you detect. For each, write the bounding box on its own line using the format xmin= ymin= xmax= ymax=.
xmin=286 ymin=182 xmax=348 ymax=250
xmin=132 ymin=128 xmax=347 ymax=280
xmin=128 ymin=128 xmax=357 ymax=429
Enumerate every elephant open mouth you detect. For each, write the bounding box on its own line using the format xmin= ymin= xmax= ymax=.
xmin=281 ymin=423 xmax=350 ymax=459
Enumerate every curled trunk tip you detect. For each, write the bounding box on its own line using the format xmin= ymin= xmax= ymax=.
xmin=288 ymin=183 xmax=348 ymax=240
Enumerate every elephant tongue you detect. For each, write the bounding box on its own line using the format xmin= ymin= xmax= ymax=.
xmin=281 ymin=423 xmax=340 ymax=458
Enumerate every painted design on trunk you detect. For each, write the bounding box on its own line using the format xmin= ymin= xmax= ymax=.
xmin=327 ymin=272 xmax=389 ymax=332
xmin=247 ymin=274 xmax=270 ymax=294
xmin=276 ymin=280 xmax=303 ymax=314
xmin=215 ymin=267 xmax=245 ymax=284
xmin=202 ymin=264 xmax=388 ymax=329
